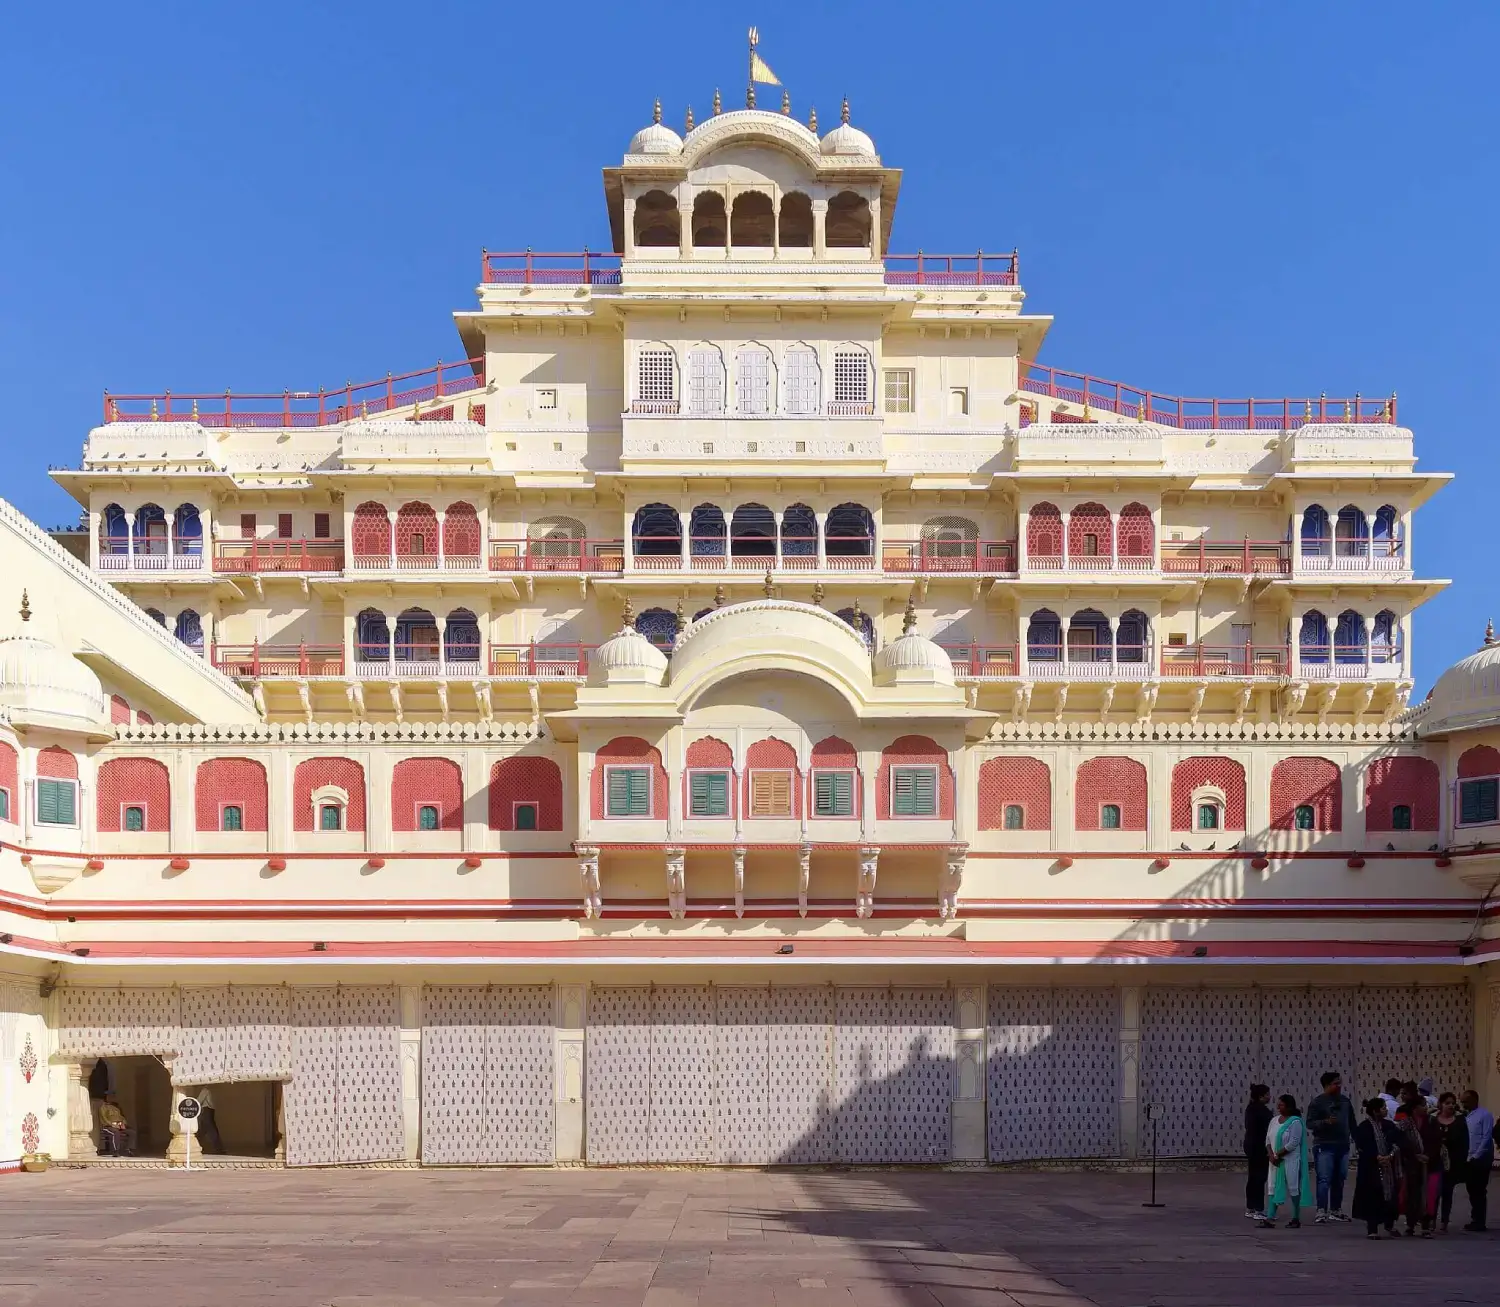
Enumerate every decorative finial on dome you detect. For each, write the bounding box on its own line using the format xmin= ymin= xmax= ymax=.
xmin=851 ymin=595 xmax=863 ymax=623
xmin=747 ymin=85 xmax=756 ymax=109
xmin=713 ymin=88 xmax=722 ymax=116
xmin=763 ymin=568 xmax=775 ymax=599
xmin=685 ymin=104 xmax=695 ymax=132
xmin=841 ymin=96 xmax=850 ymax=125
xmin=1486 ymin=619 xmax=1496 ymax=648
xmin=621 ymin=597 xmax=635 ymax=630
xmin=808 ymin=105 xmax=818 ymax=132
xmin=903 ymin=594 xmax=917 ymax=634
xmin=714 ymin=584 xmax=726 ymax=608
xmin=19 ymin=591 xmax=30 ymax=623
xmin=781 ymin=90 xmax=790 ymax=114
xmin=812 ymin=582 xmax=825 ymax=607
xmin=652 ymin=98 xmax=662 ymax=125
xmin=675 ymin=596 xmax=686 ymax=627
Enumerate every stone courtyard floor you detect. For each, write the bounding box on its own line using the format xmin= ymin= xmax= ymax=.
xmin=1 ymin=1166 xmax=1494 ymax=1306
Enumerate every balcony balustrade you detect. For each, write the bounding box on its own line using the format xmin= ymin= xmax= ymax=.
xmin=1021 ymin=552 xmax=1156 ymax=575
xmin=353 ymin=643 xmax=483 ymax=679
xmin=212 ymin=644 xmax=345 ymax=678
xmin=1296 ymin=538 xmax=1408 ymax=574
xmin=489 ymin=540 xmax=625 ymax=573
xmin=489 ymin=644 xmax=593 ymax=679
xmin=1159 ymin=645 xmax=1292 ymax=678
xmin=347 ymin=552 xmax=485 ymax=573
xmin=1295 ymin=645 xmax=1406 ymax=680
xmin=1024 ymin=644 xmax=1154 ymax=680
xmin=630 ymin=537 xmax=875 ymax=573
xmin=1160 ymin=540 xmax=1291 ymax=577
xmin=214 ymin=540 xmax=345 ymax=574
xmin=884 ymin=540 xmax=1018 ymax=575
xmin=97 ymin=542 xmax=205 ymax=572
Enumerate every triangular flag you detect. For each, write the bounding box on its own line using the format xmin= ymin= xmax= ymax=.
xmin=750 ymin=52 xmax=781 ymax=86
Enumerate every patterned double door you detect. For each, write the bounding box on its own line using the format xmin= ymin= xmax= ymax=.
xmin=586 ymin=985 xmax=954 ymax=1165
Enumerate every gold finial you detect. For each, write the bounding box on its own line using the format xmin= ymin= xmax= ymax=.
xmin=808 ymin=106 xmax=818 ymax=132
xmin=714 ymin=584 xmax=726 ymax=608
xmin=747 ymin=85 xmax=756 ymax=109
xmin=781 ymin=90 xmax=791 ymax=114
xmin=149 ymin=399 xmax=159 ymax=421
xmin=812 ymin=582 xmax=825 ymax=607
xmin=652 ymin=98 xmax=662 ymax=125
xmin=19 ymin=591 xmax=31 ymax=623
xmin=466 ymin=399 xmax=475 ymax=421
xmin=1304 ymin=398 xmax=1313 ymax=420
xmin=1082 ymin=398 xmax=1092 ymax=422
xmin=903 ymin=593 xmax=917 ymax=634
xmin=360 ymin=399 xmax=368 ymax=418
xmin=685 ymin=105 xmax=695 ymax=132
xmin=621 ymin=597 xmax=635 ymax=629
xmin=851 ymin=595 xmax=863 ymax=623
xmin=674 ymin=596 xmax=686 ymax=627
xmin=1485 ymin=619 xmax=1496 ymax=648
xmin=191 ymin=398 xmax=199 ymax=420
xmin=763 ymin=568 xmax=775 ymax=598
xmin=411 ymin=398 xmax=421 ymax=422
xmin=713 ymin=88 xmax=722 ymax=116
xmin=841 ymin=96 xmax=850 ymax=125
xmin=1343 ymin=398 xmax=1351 ymax=421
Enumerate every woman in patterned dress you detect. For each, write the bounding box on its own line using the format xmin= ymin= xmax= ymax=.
xmin=1352 ymin=1097 xmax=1403 ymax=1238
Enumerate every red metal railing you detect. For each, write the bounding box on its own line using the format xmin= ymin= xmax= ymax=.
xmin=883 ymin=251 xmax=1019 ymax=286
xmin=1159 ymin=645 xmax=1292 ymax=678
xmin=212 ymin=644 xmax=345 ymax=678
xmin=1019 ymin=362 xmax=1395 ymax=430
xmin=1160 ymin=540 xmax=1291 ymax=576
xmin=103 ymin=358 xmax=485 ymax=427
xmin=214 ymin=540 xmax=345 ymax=574
xmin=940 ymin=644 xmax=1020 ymax=678
xmin=883 ymin=540 xmax=1019 ymax=574
xmin=489 ymin=644 xmax=594 ymax=678
xmin=482 ymin=250 xmax=623 ymax=285
xmin=488 ymin=539 xmax=625 ymax=573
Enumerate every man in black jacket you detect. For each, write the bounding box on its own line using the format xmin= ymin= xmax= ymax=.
xmin=1244 ymin=1083 xmax=1273 ymax=1218
xmin=1307 ymin=1070 xmax=1358 ymax=1222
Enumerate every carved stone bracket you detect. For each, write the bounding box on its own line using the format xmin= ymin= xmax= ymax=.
xmin=576 ymin=844 xmax=601 ymax=919
xmin=797 ymin=843 xmax=812 ymax=918
xmin=665 ymin=846 xmax=686 ymax=920
xmin=856 ymin=845 xmax=880 ymax=919
xmin=733 ymin=846 xmax=746 ymax=920
xmin=940 ymin=844 xmax=967 ymax=922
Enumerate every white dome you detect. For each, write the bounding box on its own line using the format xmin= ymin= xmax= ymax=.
xmin=873 ymin=629 xmax=954 ymax=688
xmin=628 ymin=102 xmax=683 ymax=155
xmin=820 ymin=101 xmax=876 ymax=157
xmin=0 ymin=629 xmax=108 ymax=728
xmin=588 ymin=623 xmax=669 ymax=687
xmin=1421 ymin=623 xmax=1500 ymax=734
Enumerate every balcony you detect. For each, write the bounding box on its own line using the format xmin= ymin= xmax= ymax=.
xmin=347 ymin=552 xmax=486 ymax=574
xmin=941 ymin=645 xmax=1019 ymax=679
xmin=97 ymin=543 xmax=205 ymax=573
xmin=1025 ymin=645 xmax=1154 ymax=680
xmin=213 ymin=644 xmax=345 ymax=678
xmin=1161 ymin=540 xmax=1291 ymax=577
xmin=884 ymin=540 xmax=1018 ymax=575
xmin=353 ymin=643 xmax=483 ymax=680
xmin=1159 ymin=645 xmax=1292 ymax=678
xmin=1296 ymin=646 xmax=1406 ymax=681
xmin=215 ymin=540 xmax=344 ymax=574
xmin=631 ymin=537 xmax=876 ymax=574
xmin=1021 ymin=552 xmax=1157 ymax=576
xmin=490 ymin=540 xmax=625 ymax=574
xmin=1296 ymin=539 xmax=1408 ymax=574
xmin=490 ymin=645 xmax=593 ymax=679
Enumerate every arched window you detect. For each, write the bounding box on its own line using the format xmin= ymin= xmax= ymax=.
xmin=145 ymin=607 xmax=166 ymax=626
xmin=691 ymin=192 xmax=726 ymax=247
xmin=632 ymin=503 xmax=681 ymax=557
xmin=1301 ymin=505 xmax=1330 ymax=558
xmin=778 ymin=192 xmax=813 ymax=247
xmin=783 ymin=346 xmax=820 ymax=415
xmin=781 ymin=503 xmax=817 ymax=562
xmin=174 ymin=609 xmax=203 ymax=651
xmin=730 ymin=191 xmax=774 ymax=246
xmin=830 ymin=347 xmax=873 ymax=413
xmin=442 ymin=503 xmax=481 ymax=559
xmin=826 ymin=191 xmax=872 ymax=248
xmin=394 ymin=502 xmax=438 ymax=559
xmin=1027 ymin=609 xmax=1062 ymax=662
xmin=395 ymin=607 xmax=439 ymax=662
xmin=352 ymin=502 xmax=391 ymax=558
xmin=1117 ymin=503 xmax=1154 ymax=560
xmin=635 ymin=346 xmax=677 ymax=410
xmin=1365 ymin=755 xmax=1439 ymax=831
xmin=1004 ymin=804 xmax=1024 ymax=829
xmin=977 ymin=757 xmax=1051 ymax=831
xmin=825 ymin=502 xmax=873 ymax=557
xmin=1335 ymin=610 xmax=1367 ymax=664
xmin=1068 ymin=503 xmax=1112 ymax=562
xmin=731 ymin=504 xmax=776 ymax=559
xmin=1075 ymin=757 xmax=1148 ymax=830
xmin=1066 ymin=609 xmax=1110 ymax=664
xmin=1170 ymin=757 xmax=1247 ymax=831
xmin=444 ymin=609 xmax=481 ymax=665
xmin=356 ymin=608 xmax=390 ymax=663
xmin=735 ymin=344 xmax=774 ymax=416
xmin=528 ymin=515 xmax=586 ymax=565
xmin=1374 ymin=505 xmax=1401 ymax=560
xmin=689 ymin=503 xmax=726 ymax=561
xmin=1117 ymin=609 xmax=1150 ymax=664
xmin=293 ymin=758 xmax=366 ymax=832
xmin=636 ymin=607 xmax=679 ymax=650
xmin=1335 ymin=505 xmax=1369 ymax=558
xmin=1294 ymin=804 xmax=1315 ymax=830
xmin=835 ymin=607 xmax=874 ymax=647
xmin=1391 ymin=804 xmax=1412 ymax=830
xmin=96 ymin=758 xmax=169 ymax=832
xmin=922 ymin=516 xmax=978 ymax=566
xmin=686 ymin=345 xmax=725 ymax=416
xmin=1371 ymin=610 xmax=1400 ymax=665
xmin=173 ymin=504 xmax=202 ymax=555
xmin=1299 ymin=611 xmax=1330 ymax=664
xmin=101 ymin=504 xmax=129 ymax=556
xmin=633 ymin=189 xmax=679 ymax=247
xmin=1027 ymin=503 xmax=1063 ymax=562
xmin=136 ymin=503 xmax=167 ymax=556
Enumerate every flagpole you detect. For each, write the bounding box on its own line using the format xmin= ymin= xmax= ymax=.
xmin=747 ymin=26 xmax=757 ymax=109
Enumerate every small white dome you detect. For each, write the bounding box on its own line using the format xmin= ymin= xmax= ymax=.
xmin=874 ymin=628 xmax=954 ymax=688
xmin=588 ymin=622 xmax=669 ymax=688
xmin=820 ymin=100 xmax=876 ymax=157
xmin=628 ymin=101 xmax=684 ymax=155
xmin=0 ymin=626 xmax=108 ymax=728
xmin=1421 ymin=623 xmax=1500 ymax=734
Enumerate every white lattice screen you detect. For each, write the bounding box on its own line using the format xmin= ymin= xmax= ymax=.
xmin=58 ymin=987 xmax=179 ymax=1059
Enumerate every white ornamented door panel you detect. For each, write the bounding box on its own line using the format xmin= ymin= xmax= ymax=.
xmin=335 ymin=986 xmax=403 ymax=1165
xmin=887 ymin=988 xmax=953 ymax=1164
xmin=486 ymin=985 xmax=555 ymax=1165
xmin=986 ymin=986 xmax=1054 ymax=1163
xmin=649 ymin=986 xmax=714 ymax=1163
xmin=421 ymin=986 xmax=492 ymax=1165
xmin=1052 ymin=988 xmax=1120 ymax=1159
xmin=286 ymin=988 xmax=340 ymax=1166
xmin=586 ymin=988 xmax=651 ymax=1164
xmin=766 ymin=985 xmax=835 ymax=1164
xmin=834 ymin=987 xmax=892 ymax=1163
xmin=714 ymin=987 xmax=770 ymax=1164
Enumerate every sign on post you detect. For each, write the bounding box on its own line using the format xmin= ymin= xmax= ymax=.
xmin=177 ymin=1096 xmax=201 ymax=1171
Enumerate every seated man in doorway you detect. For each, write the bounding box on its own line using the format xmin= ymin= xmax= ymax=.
xmin=98 ymin=1094 xmax=134 ymax=1156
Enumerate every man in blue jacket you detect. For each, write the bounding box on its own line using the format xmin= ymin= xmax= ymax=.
xmin=1306 ymin=1070 xmax=1357 ymax=1222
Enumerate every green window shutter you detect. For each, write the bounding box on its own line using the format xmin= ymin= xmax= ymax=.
xmin=690 ymin=771 xmax=728 ymax=817
xmin=37 ymin=780 xmax=57 ymax=825
xmin=37 ymin=779 xmax=75 ymax=825
xmin=609 ymin=767 xmax=651 ymax=817
xmin=515 ymin=803 xmax=538 ymax=830
xmin=815 ymin=772 xmax=853 ymax=817
xmin=892 ymin=768 xmax=936 ymax=817
xmin=222 ymin=805 xmax=243 ymax=831
xmin=0 ymin=788 xmax=9 ymax=821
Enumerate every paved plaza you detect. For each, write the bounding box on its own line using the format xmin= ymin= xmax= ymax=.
xmin=0 ymin=1166 xmax=1493 ymax=1306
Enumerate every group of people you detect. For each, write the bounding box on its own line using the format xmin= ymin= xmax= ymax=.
xmin=1244 ymin=1074 xmax=1497 ymax=1238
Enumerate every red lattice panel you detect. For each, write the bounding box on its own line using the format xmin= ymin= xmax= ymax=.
xmin=0 ymin=741 xmax=16 ymax=819
xmin=977 ymin=756 xmax=1051 ymax=830
xmin=1270 ymin=756 xmax=1342 ymax=830
xmin=110 ymin=694 xmax=131 ymax=725
xmin=96 ymin=758 xmax=170 ymax=832
xmin=1075 ymin=756 xmax=1148 ymax=830
xmin=1027 ymin=502 xmax=1063 ymax=557
xmin=1458 ymin=745 xmax=1500 ymax=779
xmin=742 ymin=737 xmax=802 ymax=819
xmin=591 ymin=737 xmax=669 ymax=820
xmin=351 ymin=502 xmax=390 ymax=555
xmin=195 ymin=758 xmax=268 ymax=831
xmin=36 ymin=746 xmax=77 ymax=780
xmin=1170 ymin=756 xmax=1247 ymax=831
xmin=391 ymin=757 xmax=462 ymax=831
xmin=1067 ymin=502 xmax=1113 ymax=557
xmin=1117 ymin=502 xmax=1155 ymax=559
xmin=489 ymin=755 xmax=564 ymax=830
xmin=876 ymin=735 xmax=953 ymax=820
xmin=442 ymin=503 xmax=482 ymax=557
xmin=293 ymin=757 xmax=368 ymax=831
xmin=395 ymin=501 xmax=438 ymax=558
xmin=1365 ymin=755 xmax=1440 ymax=831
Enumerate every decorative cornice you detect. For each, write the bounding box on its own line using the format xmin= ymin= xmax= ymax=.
xmin=982 ymin=717 xmax=1414 ymax=744
xmin=113 ymin=719 xmax=545 ymax=744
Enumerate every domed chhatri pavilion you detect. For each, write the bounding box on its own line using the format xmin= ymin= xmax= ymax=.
xmin=1 ymin=85 xmax=1495 ymax=1174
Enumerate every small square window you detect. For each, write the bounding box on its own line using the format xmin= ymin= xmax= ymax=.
xmin=36 ymin=778 xmax=77 ymax=827
xmin=1294 ymin=804 xmax=1316 ymax=831
xmin=319 ymin=803 xmax=343 ymax=831
xmin=536 ymin=388 xmax=558 ymax=410
xmin=891 ymin=766 xmax=938 ymax=818
xmin=1168 ymin=633 xmax=1189 ymax=647
xmin=1390 ymin=803 xmax=1413 ymax=831
xmin=1100 ymin=803 xmax=1122 ymax=829
xmin=417 ymin=804 xmax=439 ymax=831
xmin=221 ymin=805 xmax=243 ymax=832
xmin=690 ymin=771 xmax=731 ymax=818
xmin=606 ymin=767 xmax=652 ymax=818
xmin=1459 ymin=778 xmax=1498 ymax=826
xmin=814 ymin=771 xmax=855 ymax=818
xmin=514 ymin=803 xmax=538 ymax=831
xmin=1082 ymin=533 xmax=1099 ymax=556
xmin=277 ymin=513 xmax=293 ymax=540
xmin=123 ymin=805 xmax=145 ymax=832
xmin=1197 ymin=803 xmax=1220 ymax=831
xmin=313 ymin=513 xmax=331 ymax=539
xmin=883 ymin=369 xmax=913 ymax=414
xmin=0 ymin=787 xmax=10 ymax=822
xmin=1003 ymin=803 xmax=1024 ymax=830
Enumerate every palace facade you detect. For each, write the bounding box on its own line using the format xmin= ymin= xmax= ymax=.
xmin=2 ymin=97 xmax=1498 ymax=1171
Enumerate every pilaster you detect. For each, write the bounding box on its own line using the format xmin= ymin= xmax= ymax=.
xmin=556 ymin=984 xmax=586 ymax=1161
xmin=952 ymin=983 xmax=986 ymax=1161
xmin=66 ymin=1062 xmax=94 ymax=1160
xmin=1119 ymin=985 xmax=1142 ymax=1158
xmin=400 ymin=985 xmax=421 ymax=1162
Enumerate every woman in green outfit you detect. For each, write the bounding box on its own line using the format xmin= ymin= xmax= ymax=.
xmin=1259 ymin=1094 xmax=1311 ymax=1229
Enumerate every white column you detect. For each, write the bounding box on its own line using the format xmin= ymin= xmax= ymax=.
xmin=166 ymin=513 xmax=175 ymax=561
xmin=1060 ymin=510 xmax=1071 ymax=570
xmin=812 ymin=199 xmax=828 ymax=258
xmin=387 ymin=610 xmax=397 ymax=665
xmin=1120 ymin=986 xmax=1142 ymax=1159
xmin=623 ymin=508 xmax=635 ymax=572
xmin=399 ymin=986 xmax=421 ymax=1162
xmin=1362 ymin=612 xmax=1372 ymax=675
xmin=385 ymin=508 xmax=396 ymax=568
xmin=815 ymin=509 xmax=828 ymax=570
xmin=66 ymin=1063 xmax=95 ymax=1159
xmin=435 ymin=508 xmax=447 ymax=570
xmin=1366 ymin=504 xmax=1379 ymax=568
xmin=773 ymin=508 xmax=784 ymax=570
xmin=1108 ymin=614 xmax=1120 ymax=670
xmin=1109 ymin=509 xmax=1120 ymax=569
xmin=1061 ymin=613 xmax=1073 ymax=670
xmin=679 ymin=509 xmax=691 ymax=569
xmin=622 ymin=196 xmax=637 ymax=259
xmin=125 ymin=511 xmax=136 ymax=564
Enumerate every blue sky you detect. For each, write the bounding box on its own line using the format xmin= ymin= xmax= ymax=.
xmin=0 ymin=1 xmax=1491 ymax=687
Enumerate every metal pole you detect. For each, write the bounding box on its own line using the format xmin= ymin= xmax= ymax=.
xmin=1143 ymin=1104 xmax=1165 ymax=1207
